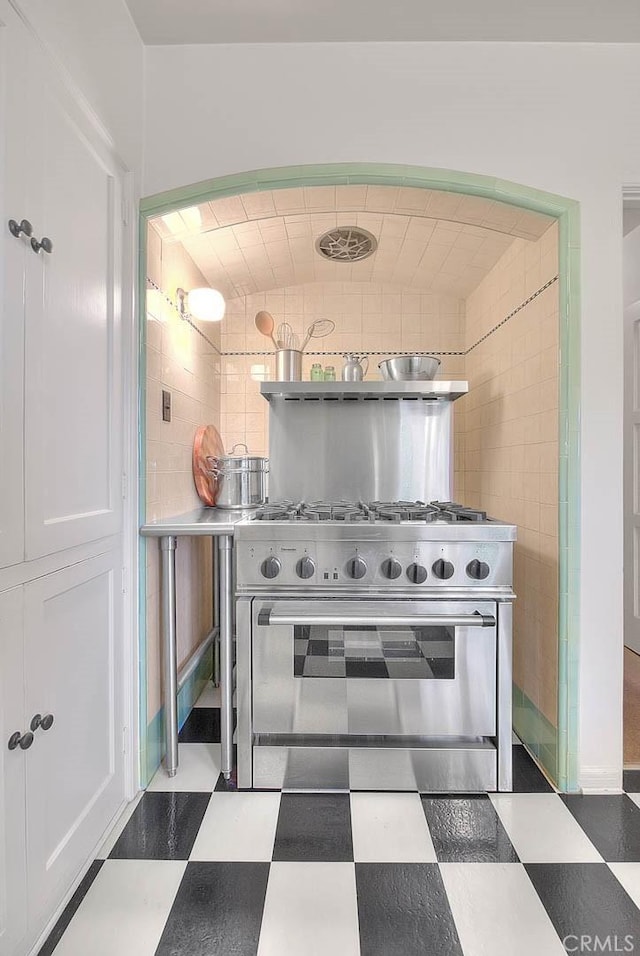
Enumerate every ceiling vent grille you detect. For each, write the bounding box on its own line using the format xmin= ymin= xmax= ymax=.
xmin=316 ymin=227 xmax=378 ymax=263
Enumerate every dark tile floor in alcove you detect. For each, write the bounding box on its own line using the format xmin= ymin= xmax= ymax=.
xmin=38 ymin=684 xmax=640 ymax=956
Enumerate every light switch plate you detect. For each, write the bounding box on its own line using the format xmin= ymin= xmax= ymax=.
xmin=162 ymin=389 xmax=171 ymax=422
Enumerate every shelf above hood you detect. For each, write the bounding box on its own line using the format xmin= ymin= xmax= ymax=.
xmin=260 ymin=381 xmax=469 ymax=402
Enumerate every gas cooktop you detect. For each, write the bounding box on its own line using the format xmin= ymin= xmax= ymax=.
xmin=250 ymin=500 xmax=492 ymax=525
xmin=236 ymin=498 xmax=516 ymax=590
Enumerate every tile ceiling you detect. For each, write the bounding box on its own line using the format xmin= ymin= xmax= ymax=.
xmin=150 ymin=185 xmax=553 ymax=300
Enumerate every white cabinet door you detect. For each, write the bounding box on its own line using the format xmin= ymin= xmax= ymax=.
xmin=24 ymin=553 xmax=124 ymax=928
xmin=0 ymin=0 xmax=28 ymax=569
xmin=24 ymin=58 xmax=124 ymax=559
xmin=0 ymin=587 xmax=27 ymax=956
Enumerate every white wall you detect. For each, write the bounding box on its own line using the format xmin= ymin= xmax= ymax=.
xmin=144 ymin=41 xmax=640 ymax=789
xmin=17 ymin=0 xmax=144 ymax=176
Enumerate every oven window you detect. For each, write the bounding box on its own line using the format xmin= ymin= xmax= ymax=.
xmin=293 ymin=625 xmax=455 ymax=679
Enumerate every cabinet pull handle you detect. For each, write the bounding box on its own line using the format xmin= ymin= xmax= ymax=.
xmin=7 ymin=731 xmax=34 ymax=751
xmin=30 ymin=236 xmax=53 ymax=255
xmin=8 ymin=218 xmax=33 ymax=239
xmin=30 ymin=713 xmax=54 ymax=732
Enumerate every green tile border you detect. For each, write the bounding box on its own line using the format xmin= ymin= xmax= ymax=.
xmin=137 ymin=162 xmax=581 ymax=792
xmin=140 ymin=163 xmax=577 ymax=221
xmin=513 ymin=683 xmax=559 ymax=784
xmin=557 ymin=202 xmax=581 ymax=792
xmin=141 ymin=645 xmax=214 ymax=787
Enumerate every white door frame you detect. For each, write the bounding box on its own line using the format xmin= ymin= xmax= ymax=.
xmin=623 ymin=184 xmax=640 ymax=655
xmin=121 ymin=168 xmax=141 ymax=798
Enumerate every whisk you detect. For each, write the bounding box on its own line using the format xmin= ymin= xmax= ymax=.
xmin=277 ymin=322 xmax=295 ymax=349
xmin=300 ymin=319 xmax=336 ymax=351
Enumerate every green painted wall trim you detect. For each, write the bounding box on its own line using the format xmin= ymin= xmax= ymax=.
xmin=141 ymin=646 xmax=214 ymax=787
xmin=140 ymin=163 xmax=576 ymax=221
xmin=142 ymin=702 xmax=163 ymax=787
xmin=556 ymin=202 xmax=581 ymax=793
xmin=513 ymin=683 xmax=570 ymax=789
xmin=138 ymin=162 xmax=581 ymax=792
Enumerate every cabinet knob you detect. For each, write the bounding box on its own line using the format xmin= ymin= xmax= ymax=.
xmin=30 ymin=236 xmax=53 ymax=255
xmin=8 ymin=730 xmax=34 ymax=751
xmin=8 ymin=218 xmax=33 ymax=239
xmin=30 ymin=713 xmax=54 ymax=732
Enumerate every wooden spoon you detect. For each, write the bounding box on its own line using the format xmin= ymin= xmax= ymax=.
xmin=255 ymin=310 xmax=278 ymax=349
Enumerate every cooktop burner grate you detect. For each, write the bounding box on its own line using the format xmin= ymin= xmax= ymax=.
xmin=431 ymin=502 xmax=488 ymax=522
xmin=252 ymin=502 xmax=296 ymax=521
xmin=366 ymin=501 xmax=441 ymax=523
xmin=252 ymin=500 xmax=491 ymax=525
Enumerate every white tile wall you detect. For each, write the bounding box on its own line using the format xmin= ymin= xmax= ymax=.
xmin=145 ymin=224 xmax=221 ymax=721
xmin=461 ymin=222 xmax=559 ymax=725
xmin=218 ymin=281 xmax=466 ymax=457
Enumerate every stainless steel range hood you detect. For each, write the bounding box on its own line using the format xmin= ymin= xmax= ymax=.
xmin=260 ymin=381 xmax=469 ymax=402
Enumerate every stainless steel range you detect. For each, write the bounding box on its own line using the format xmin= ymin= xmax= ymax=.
xmin=235 ymin=498 xmax=515 ymax=792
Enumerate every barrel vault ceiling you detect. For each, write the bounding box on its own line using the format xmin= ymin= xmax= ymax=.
xmin=150 ymin=184 xmax=554 ymax=301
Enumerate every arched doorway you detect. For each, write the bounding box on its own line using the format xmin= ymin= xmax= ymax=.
xmin=138 ymin=163 xmax=580 ymax=791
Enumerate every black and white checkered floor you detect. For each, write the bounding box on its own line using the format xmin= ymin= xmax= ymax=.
xmin=39 ymin=684 xmax=640 ymax=956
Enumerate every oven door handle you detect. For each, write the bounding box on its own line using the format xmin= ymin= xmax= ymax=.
xmin=258 ymin=609 xmax=496 ymax=628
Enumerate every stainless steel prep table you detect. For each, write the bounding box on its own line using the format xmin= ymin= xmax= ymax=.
xmin=140 ymin=508 xmax=252 ymax=779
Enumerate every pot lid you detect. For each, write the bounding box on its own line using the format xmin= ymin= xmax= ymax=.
xmin=222 ymin=442 xmax=263 ymax=460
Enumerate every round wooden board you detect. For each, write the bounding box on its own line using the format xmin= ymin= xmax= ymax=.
xmin=193 ymin=424 xmax=225 ymax=506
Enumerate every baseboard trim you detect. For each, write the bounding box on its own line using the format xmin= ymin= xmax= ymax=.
xmin=579 ymin=767 xmax=623 ymax=793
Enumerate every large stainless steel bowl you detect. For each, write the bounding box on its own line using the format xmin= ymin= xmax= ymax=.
xmin=378 ymin=355 xmax=441 ymax=381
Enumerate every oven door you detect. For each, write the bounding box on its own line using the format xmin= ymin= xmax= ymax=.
xmin=252 ymin=599 xmax=497 ymax=737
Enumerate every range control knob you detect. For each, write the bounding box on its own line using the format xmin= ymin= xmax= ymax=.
xmin=347 ymin=556 xmax=367 ymax=579
xmin=296 ymin=556 xmax=316 ymax=579
xmin=260 ymin=556 xmax=282 ymax=579
xmin=381 ymin=558 xmax=402 ymax=580
xmin=406 ymin=562 xmax=428 ymax=584
xmin=466 ymin=559 xmax=490 ymax=580
xmin=432 ymin=559 xmax=455 ymax=580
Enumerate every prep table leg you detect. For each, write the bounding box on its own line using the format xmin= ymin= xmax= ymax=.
xmin=160 ymin=535 xmax=179 ymax=777
xmin=218 ymin=534 xmax=234 ymax=779
xmin=212 ymin=536 xmax=220 ymax=687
